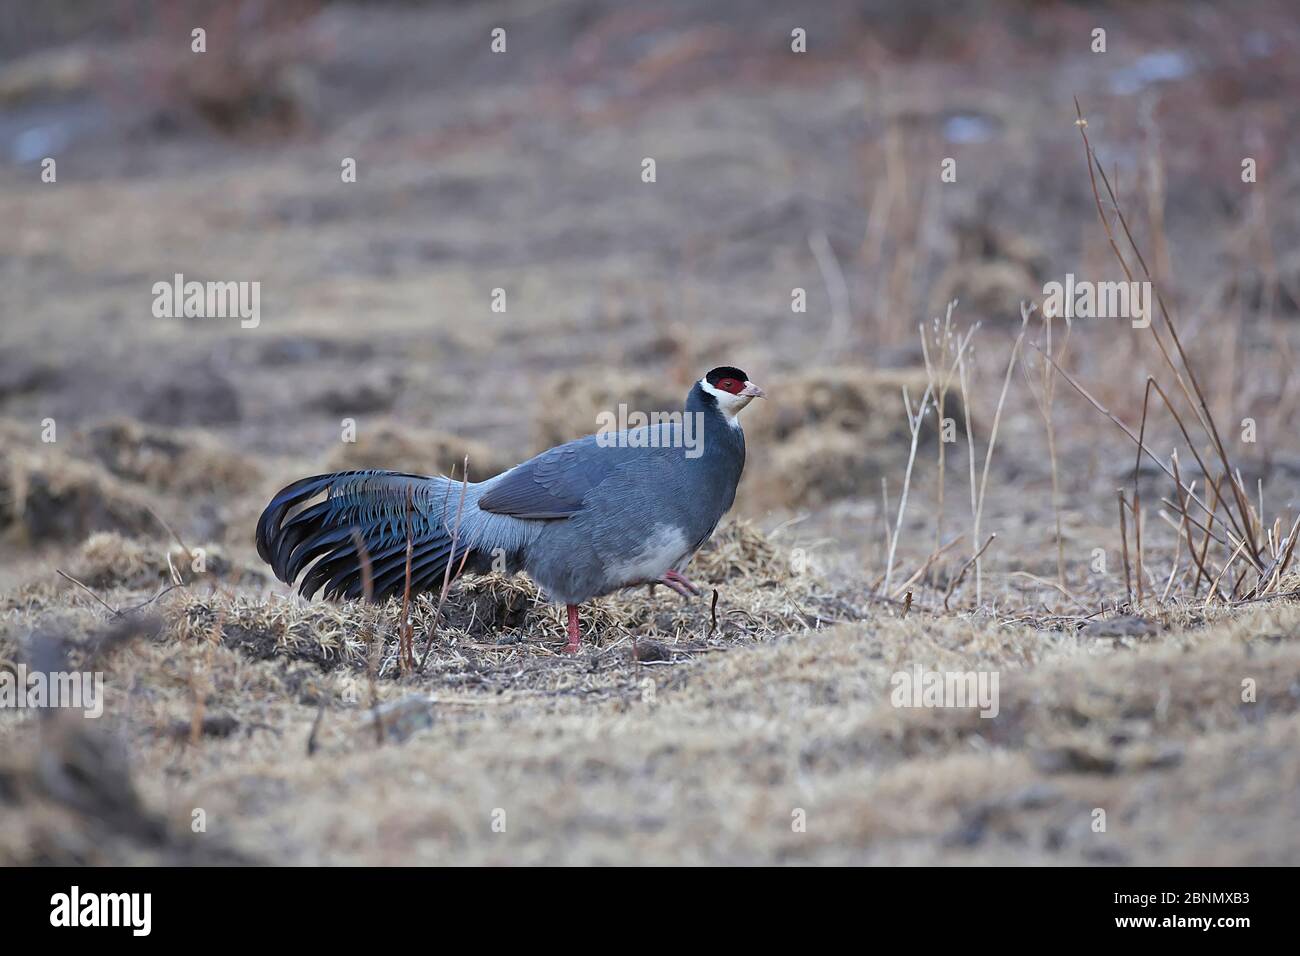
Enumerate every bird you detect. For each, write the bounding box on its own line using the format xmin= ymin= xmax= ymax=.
xmin=255 ymin=366 xmax=766 ymax=653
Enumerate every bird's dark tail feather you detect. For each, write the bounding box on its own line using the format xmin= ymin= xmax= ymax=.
xmin=255 ymin=470 xmax=477 ymax=602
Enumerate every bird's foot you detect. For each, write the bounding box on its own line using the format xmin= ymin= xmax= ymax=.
xmin=660 ymin=569 xmax=701 ymax=599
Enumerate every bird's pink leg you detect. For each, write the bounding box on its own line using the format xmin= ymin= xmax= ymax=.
xmin=664 ymin=568 xmax=702 ymax=596
xmin=656 ymin=569 xmax=700 ymax=598
xmin=657 ymin=577 xmax=693 ymax=598
xmin=564 ymin=603 xmax=581 ymax=654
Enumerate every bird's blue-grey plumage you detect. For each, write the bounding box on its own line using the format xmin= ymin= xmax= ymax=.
xmin=255 ymin=375 xmax=753 ymax=606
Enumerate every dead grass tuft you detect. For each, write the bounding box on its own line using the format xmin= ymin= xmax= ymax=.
xmin=0 ymin=449 xmax=157 ymax=544
xmin=67 ymin=532 xmax=249 ymax=591
xmin=750 ymin=368 xmax=941 ymax=445
xmin=749 ymin=368 xmax=956 ymax=508
xmin=689 ymin=519 xmax=783 ymax=583
xmin=80 ymin=418 xmax=260 ymax=496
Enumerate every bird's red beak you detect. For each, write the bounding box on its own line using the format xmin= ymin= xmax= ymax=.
xmin=740 ymin=381 xmax=766 ymax=399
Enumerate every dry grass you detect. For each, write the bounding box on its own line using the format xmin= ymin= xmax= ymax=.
xmin=0 ymin=445 xmax=159 ymax=545
xmin=6 ymin=593 xmax=1297 ymax=865
xmin=68 ymin=532 xmax=245 ymax=591
xmin=743 ymin=367 xmax=957 ymax=510
xmin=80 ymin=419 xmax=261 ymax=497
xmin=166 ymin=520 xmax=859 ymax=678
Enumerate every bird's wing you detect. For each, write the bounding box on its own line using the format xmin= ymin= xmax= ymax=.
xmin=477 ymin=436 xmax=623 ymax=519
xmin=478 ymin=425 xmax=688 ymax=521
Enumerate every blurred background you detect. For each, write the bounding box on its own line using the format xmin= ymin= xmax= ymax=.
xmin=3 ymin=0 xmax=1299 ymax=577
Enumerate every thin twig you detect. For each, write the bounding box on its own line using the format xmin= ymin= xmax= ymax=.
xmin=418 ymin=458 xmax=472 ymax=673
xmin=1008 ymin=572 xmax=1093 ymax=614
xmin=883 ymin=384 xmax=933 ymax=595
xmin=972 ymin=302 xmax=1032 ymax=603
xmin=891 ymin=533 xmax=966 ymax=599
xmin=1075 ymin=97 xmax=1262 ymax=569
xmin=1118 ymin=490 xmax=1133 ymax=606
xmin=56 ymin=569 xmax=120 ymax=617
xmin=1204 ymin=539 xmax=1248 ymax=609
xmin=350 ymin=530 xmax=382 ymax=747
xmin=943 ymin=534 xmax=997 ymax=610
xmin=1030 ymin=343 xmax=1249 ymax=560
xmin=399 ymin=486 xmax=416 ymax=675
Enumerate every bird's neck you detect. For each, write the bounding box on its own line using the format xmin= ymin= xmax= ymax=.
xmin=686 ymin=385 xmax=745 ymax=457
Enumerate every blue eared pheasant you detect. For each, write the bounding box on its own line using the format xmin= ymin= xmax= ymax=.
xmin=255 ymin=367 xmax=766 ymax=652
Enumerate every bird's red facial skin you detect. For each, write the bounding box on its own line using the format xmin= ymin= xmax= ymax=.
xmin=714 ymin=378 xmax=744 ymax=394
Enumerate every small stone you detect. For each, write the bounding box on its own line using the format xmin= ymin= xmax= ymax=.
xmin=633 ymin=640 xmax=671 ymax=663
xmin=1082 ymin=614 xmax=1158 ymax=638
xmin=1033 ymin=744 xmax=1118 ymax=775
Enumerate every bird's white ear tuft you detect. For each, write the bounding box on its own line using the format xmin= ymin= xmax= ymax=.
xmin=699 ymin=377 xmax=752 ymax=425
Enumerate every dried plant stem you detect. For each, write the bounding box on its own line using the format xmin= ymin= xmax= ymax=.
xmin=399 ymin=486 xmax=416 ymax=675
xmin=971 ymin=302 xmax=1032 ymax=605
xmin=1204 ymin=540 xmax=1249 ymax=609
xmin=1009 ymin=571 xmax=1093 ymax=614
xmin=350 ymin=530 xmax=382 ymax=746
xmin=1169 ymin=455 xmax=1217 ymax=600
xmin=306 ymin=702 xmax=325 ymax=757
xmin=1030 ymin=345 xmax=1247 ymax=558
xmin=1157 ymin=496 xmax=1237 ymax=554
xmin=1045 ymin=396 xmax=1065 ymax=589
xmin=1192 ymin=478 xmax=1222 ymax=599
xmin=1160 ymin=512 xmax=1183 ymax=605
xmin=919 ymin=305 xmax=979 ymax=584
xmin=56 ymin=568 xmax=121 ymax=617
xmin=1130 ymin=380 xmax=1156 ymax=606
xmin=919 ymin=300 xmax=973 ymax=554
xmin=1250 ymin=514 xmax=1300 ymax=598
xmin=959 ymin=353 xmax=978 ymax=586
xmin=883 ymin=385 xmax=933 ymax=595
xmin=188 ymin=609 xmax=223 ymax=746
xmin=419 ymin=458 xmax=472 ymax=673
xmin=1118 ymin=490 xmax=1133 ymax=606
xmin=943 ymin=534 xmax=996 ymax=610
xmin=891 ymin=533 xmax=965 ymax=600
xmin=1075 ymin=99 xmax=1263 ymax=570
xmin=1020 ymin=309 xmax=1072 ymax=589
xmin=146 ymin=504 xmax=193 ymax=564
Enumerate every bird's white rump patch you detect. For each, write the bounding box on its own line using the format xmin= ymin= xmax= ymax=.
xmin=606 ymin=523 xmax=691 ymax=585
